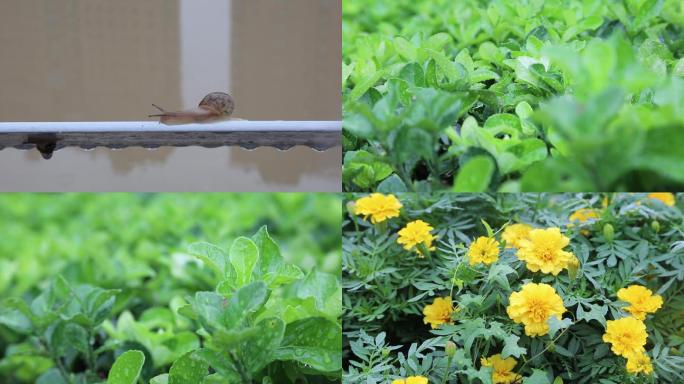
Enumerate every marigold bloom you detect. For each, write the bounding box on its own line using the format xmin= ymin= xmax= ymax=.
xmin=617 ymin=285 xmax=663 ymax=320
xmin=354 ymin=193 xmax=402 ymax=223
xmin=647 ymin=192 xmax=675 ymax=206
xmin=502 ymin=223 xmax=532 ymax=248
xmin=391 ymin=377 xmax=428 ymax=384
xmin=397 ymin=220 xmax=436 ymax=257
xmin=569 ymin=208 xmax=600 ymax=223
xmin=626 ymin=351 xmax=653 ymax=375
xmin=480 ymin=354 xmax=522 ymax=384
xmin=423 ymin=296 xmax=454 ymax=329
xmin=506 ymin=283 xmax=566 ymax=337
xmin=602 ymin=317 xmax=647 ymax=358
xmin=467 ymin=236 xmax=500 ymax=265
xmin=516 ymin=227 xmax=576 ymax=275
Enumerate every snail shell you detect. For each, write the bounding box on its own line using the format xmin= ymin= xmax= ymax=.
xmin=150 ymin=91 xmax=235 ymax=124
xmin=198 ymin=91 xmax=235 ymax=117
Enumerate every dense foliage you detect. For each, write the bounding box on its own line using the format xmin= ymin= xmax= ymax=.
xmin=0 ymin=194 xmax=342 ymax=383
xmin=342 ymin=0 xmax=684 ymax=192
xmin=343 ymin=193 xmax=684 ymax=383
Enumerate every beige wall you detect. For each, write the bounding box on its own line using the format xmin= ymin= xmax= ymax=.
xmin=0 ymin=0 xmax=341 ymax=192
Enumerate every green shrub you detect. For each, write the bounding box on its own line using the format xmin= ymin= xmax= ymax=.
xmin=342 ymin=0 xmax=684 ymax=192
xmin=0 ymin=194 xmax=341 ymax=383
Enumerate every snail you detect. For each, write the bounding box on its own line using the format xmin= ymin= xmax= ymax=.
xmin=149 ymin=92 xmax=236 ymax=124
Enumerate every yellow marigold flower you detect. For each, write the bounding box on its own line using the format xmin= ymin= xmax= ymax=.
xmin=506 ymin=283 xmax=566 ymax=337
xmin=626 ymin=351 xmax=654 ymax=375
xmin=480 ymin=354 xmax=522 ymax=384
xmin=391 ymin=376 xmax=429 ymax=384
xmin=517 ymin=228 xmax=576 ymax=275
xmin=423 ymin=296 xmax=454 ymax=329
xmin=467 ymin=236 xmax=500 ymax=265
xmin=397 ymin=220 xmax=436 ymax=257
xmin=354 ymin=193 xmax=402 ymax=223
xmin=569 ymin=208 xmax=600 ymax=223
xmin=617 ymin=285 xmax=663 ymax=320
xmin=648 ymin=192 xmax=675 ymax=206
xmin=502 ymin=223 xmax=532 ymax=248
xmin=602 ymin=317 xmax=647 ymax=358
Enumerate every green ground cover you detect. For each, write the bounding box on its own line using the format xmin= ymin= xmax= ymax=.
xmin=343 ymin=0 xmax=684 ymax=192
xmin=0 ymin=194 xmax=342 ymax=384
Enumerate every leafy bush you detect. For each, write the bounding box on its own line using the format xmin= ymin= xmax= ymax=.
xmin=0 ymin=194 xmax=341 ymax=383
xmin=342 ymin=0 xmax=684 ymax=192
xmin=343 ymin=192 xmax=684 ymax=383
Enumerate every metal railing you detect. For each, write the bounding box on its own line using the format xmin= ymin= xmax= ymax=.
xmin=0 ymin=120 xmax=341 ymax=159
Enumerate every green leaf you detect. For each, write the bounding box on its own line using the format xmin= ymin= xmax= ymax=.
xmin=150 ymin=374 xmax=169 ymax=384
xmin=82 ymin=286 xmax=119 ymax=326
xmin=241 ymin=318 xmax=285 ymax=374
xmin=252 ymin=227 xmax=304 ymax=287
xmin=36 ymin=368 xmax=68 ymax=384
xmin=343 ymin=150 xmax=394 ymax=189
xmin=51 ymin=321 xmax=89 ymax=356
xmin=349 ymin=70 xmax=386 ymax=101
xmin=223 ymin=281 xmax=269 ymax=329
xmin=274 ymin=317 xmax=342 ymax=372
xmin=169 ymin=351 xmax=209 ymax=384
xmin=524 ymin=369 xmax=551 ymax=384
xmin=229 ymin=237 xmax=259 ymax=287
xmin=107 ymin=350 xmax=145 ymax=384
xmin=547 ymin=316 xmax=573 ymax=338
xmin=454 ymin=156 xmax=495 ymax=192
xmin=515 ymin=101 xmax=534 ymax=120
xmin=193 ymin=292 xmax=226 ymax=330
xmin=674 ymin=58 xmax=684 ymax=77
xmin=192 ymin=349 xmax=241 ymax=381
xmin=576 ymin=303 xmax=607 ymax=327
xmin=636 ymin=125 xmax=684 ymax=183
xmin=480 ymin=219 xmax=495 ymax=238
xmin=487 ymin=264 xmax=515 ymax=290
xmin=501 ymin=334 xmax=527 ymax=359
xmin=188 ymin=242 xmax=228 ymax=276
xmin=425 ymin=32 xmax=452 ymax=51
xmin=0 ymin=301 xmax=32 ymax=333
xmin=392 ymin=125 xmax=434 ymax=169
xmin=470 ymin=68 xmax=500 ymax=83
xmin=376 ymin=174 xmax=408 ymax=193
xmin=479 ymin=41 xmax=504 ymax=65
xmin=295 ymin=271 xmax=342 ymax=320
xmin=399 ymin=62 xmax=425 ymax=86
xmin=394 ymin=37 xmax=417 ymax=61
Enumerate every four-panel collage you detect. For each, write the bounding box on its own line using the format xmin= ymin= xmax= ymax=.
xmin=0 ymin=1 xmax=682 ymax=383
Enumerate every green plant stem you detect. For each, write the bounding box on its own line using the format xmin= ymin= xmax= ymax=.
xmin=85 ymin=329 xmax=96 ymax=373
xmin=52 ymin=351 xmax=72 ymax=384
xmin=40 ymin=336 xmax=73 ymax=384
xmin=441 ymin=355 xmax=454 ymax=384
xmin=518 ymin=320 xmax=575 ymax=373
xmin=229 ymin=351 xmax=251 ymax=383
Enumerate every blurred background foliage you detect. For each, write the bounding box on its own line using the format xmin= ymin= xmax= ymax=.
xmin=0 ymin=193 xmax=341 ymax=301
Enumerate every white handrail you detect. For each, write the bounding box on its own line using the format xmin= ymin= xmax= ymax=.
xmin=0 ymin=120 xmax=341 ymax=158
xmin=0 ymin=120 xmax=341 ymax=133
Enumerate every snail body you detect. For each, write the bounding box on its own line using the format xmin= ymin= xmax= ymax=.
xmin=149 ymin=92 xmax=235 ymax=124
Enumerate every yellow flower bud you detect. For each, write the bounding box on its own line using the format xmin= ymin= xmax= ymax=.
xmin=445 ymin=341 xmax=457 ymax=357
xmin=603 ymin=224 xmax=614 ymax=243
